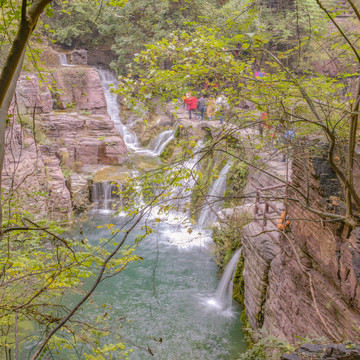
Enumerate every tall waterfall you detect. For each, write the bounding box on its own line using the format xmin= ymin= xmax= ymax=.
xmin=197 ymin=162 xmax=232 ymax=227
xmin=207 ymin=248 xmax=241 ymax=314
xmin=96 ymin=68 xmax=139 ymax=150
xmin=96 ymin=68 xmax=176 ymax=156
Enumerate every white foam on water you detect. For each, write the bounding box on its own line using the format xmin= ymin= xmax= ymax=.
xmin=202 ymin=249 xmax=242 ymax=317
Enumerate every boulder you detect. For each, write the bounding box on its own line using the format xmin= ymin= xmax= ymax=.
xmin=69 ymin=49 xmax=87 ymax=65
xmin=69 ymin=173 xmax=91 ymax=212
xmin=281 ymin=343 xmax=360 ymax=360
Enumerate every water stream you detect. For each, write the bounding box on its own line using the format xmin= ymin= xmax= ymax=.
xmin=207 ymin=249 xmax=242 ymax=315
xmin=58 ymin=52 xmax=75 ymax=67
xmin=96 ymin=68 xmax=176 ymax=157
xmin=57 ymin=51 xmax=246 ymax=359
xmin=92 ymin=181 xmax=120 ymax=211
xmin=197 ymin=162 xmax=232 ymax=227
xmin=57 ymin=53 xmax=177 ymax=157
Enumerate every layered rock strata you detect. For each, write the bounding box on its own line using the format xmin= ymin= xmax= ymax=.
xmin=3 ymin=57 xmax=127 ymax=219
xmin=241 ymin=143 xmax=360 ymax=342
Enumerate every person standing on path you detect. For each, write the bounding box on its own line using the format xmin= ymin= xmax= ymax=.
xmin=184 ymin=93 xmax=198 ymax=120
xmin=215 ymin=95 xmax=228 ymax=124
xmin=197 ymin=95 xmax=207 ymax=121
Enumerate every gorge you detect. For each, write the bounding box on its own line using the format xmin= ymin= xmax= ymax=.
xmin=2 ymin=1 xmax=360 ymax=359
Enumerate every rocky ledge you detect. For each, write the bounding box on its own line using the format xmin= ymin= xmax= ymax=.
xmin=281 ymin=343 xmax=360 ymax=360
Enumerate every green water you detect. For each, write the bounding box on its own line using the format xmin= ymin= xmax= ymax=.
xmin=78 ymin=213 xmax=247 ymax=359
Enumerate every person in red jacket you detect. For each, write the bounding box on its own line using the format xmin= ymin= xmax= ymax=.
xmin=184 ymin=93 xmax=198 ymax=120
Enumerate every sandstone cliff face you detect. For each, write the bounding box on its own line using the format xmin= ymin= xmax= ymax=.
xmin=241 ymin=144 xmax=360 ymax=342
xmin=2 ymin=118 xmax=71 ymax=221
xmin=3 ymin=54 xmax=127 ymax=219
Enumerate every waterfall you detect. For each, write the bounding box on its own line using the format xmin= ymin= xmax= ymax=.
xmin=96 ymin=68 xmax=176 ymax=156
xmin=96 ymin=68 xmax=139 ymax=150
xmin=169 ymin=140 xmax=204 ymax=212
xmin=207 ymin=249 xmax=241 ymax=314
xmin=135 ymin=127 xmax=176 ymax=157
xmin=197 ymin=162 xmax=232 ymax=227
xmin=58 ymin=53 xmax=75 ymax=67
xmin=58 ymin=53 xmax=68 ymax=65
xmin=92 ymin=181 xmax=120 ymax=211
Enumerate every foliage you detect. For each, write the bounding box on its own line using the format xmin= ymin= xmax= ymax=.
xmin=0 ymin=185 xmax=142 ymax=358
xmin=46 ymin=0 xmax=219 ymax=73
xmin=116 ymin=0 xmax=360 ymax=226
xmin=2 ymin=0 xmax=360 ymax=357
xmin=238 ymin=330 xmax=329 ymax=360
xmin=238 ymin=330 xmax=296 ymax=360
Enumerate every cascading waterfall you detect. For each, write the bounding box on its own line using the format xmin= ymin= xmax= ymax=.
xmin=146 ymin=140 xmax=215 ymax=248
xmin=207 ymin=248 xmax=242 ymax=314
xmin=96 ymin=68 xmax=176 ymax=156
xmin=92 ymin=181 xmax=120 ymax=211
xmin=167 ymin=140 xmax=203 ymax=212
xmin=151 ymin=128 xmax=176 ymax=155
xmin=48 ymin=53 xmax=247 ymax=357
xmin=96 ymin=68 xmax=139 ymax=150
xmin=197 ymin=161 xmax=232 ymax=227
xmin=58 ymin=53 xmax=68 ymax=65
xmin=58 ymin=52 xmax=75 ymax=67
xmin=135 ymin=127 xmax=177 ymax=157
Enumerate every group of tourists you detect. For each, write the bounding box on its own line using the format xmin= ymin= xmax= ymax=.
xmin=183 ymin=93 xmax=228 ymax=124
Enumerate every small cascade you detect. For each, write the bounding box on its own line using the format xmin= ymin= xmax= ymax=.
xmin=151 ymin=128 xmax=176 ymax=156
xmin=92 ymin=181 xmax=120 ymax=211
xmin=207 ymin=249 xmax=241 ymax=314
xmin=135 ymin=127 xmax=176 ymax=157
xmin=58 ymin=53 xmax=68 ymax=65
xmin=197 ymin=162 xmax=232 ymax=227
xmin=96 ymin=68 xmax=140 ymax=150
xmin=169 ymin=140 xmax=204 ymax=212
xmin=58 ymin=52 xmax=75 ymax=67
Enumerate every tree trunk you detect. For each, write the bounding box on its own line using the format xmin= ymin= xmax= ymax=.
xmin=0 ymin=0 xmax=53 ymax=238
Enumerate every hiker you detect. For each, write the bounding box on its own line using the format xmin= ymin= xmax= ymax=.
xmin=215 ymin=95 xmax=228 ymax=124
xmin=255 ymin=70 xmax=266 ymax=78
xmin=184 ymin=93 xmax=198 ymax=120
xmin=206 ymin=98 xmax=215 ymax=121
xmin=197 ymin=95 xmax=207 ymax=121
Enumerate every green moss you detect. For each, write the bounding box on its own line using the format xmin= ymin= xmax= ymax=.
xmin=93 ymin=166 xmax=132 ymax=183
xmin=160 ymin=138 xmax=178 ymax=162
xmin=190 ymin=152 xmax=228 ymax=220
xmin=224 ymin=162 xmax=248 ymax=208
xmin=233 ymin=252 xmax=245 ymax=304
xmin=61 ymin=165 xmax=73 ymax=179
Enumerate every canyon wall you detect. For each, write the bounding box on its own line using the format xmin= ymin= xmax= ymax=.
xmin=241 ymin=143 xmax=360 ymax=343
xmin=3 ymin=52 xmax=127 ymax=219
